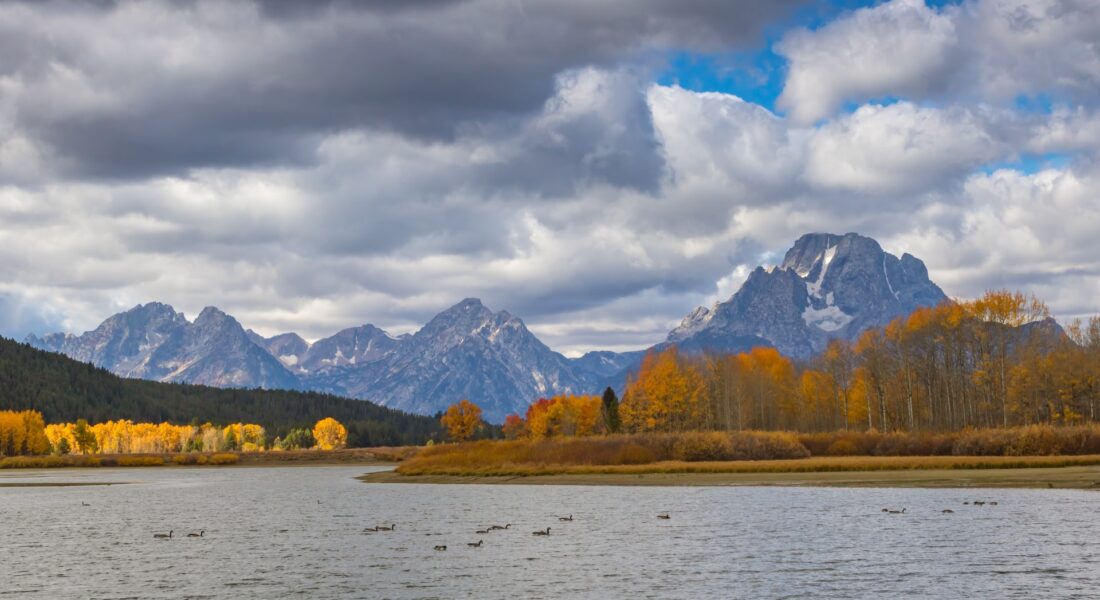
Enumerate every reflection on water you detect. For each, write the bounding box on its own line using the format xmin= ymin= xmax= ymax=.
xmin=1 ymin=466 xmax=1098 ymax=599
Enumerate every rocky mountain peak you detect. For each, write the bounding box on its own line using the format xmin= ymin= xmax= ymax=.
xmin=672 ymin=232 xmax=947 ymax=358
xmin=667 ymin=304 xmax=716 ymax=342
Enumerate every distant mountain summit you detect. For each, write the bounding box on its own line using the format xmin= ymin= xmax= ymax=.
xmin=669 ymin=232 xmax=947 ymax=358
xmin=26 ymin=232 xmax=951 ymax=420
xmin=304 ymin=298 xmax=592 ymax=422
xmin=27 ymin=303 xmax=298 ymax=389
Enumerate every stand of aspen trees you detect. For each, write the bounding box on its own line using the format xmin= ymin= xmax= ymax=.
xmin=501 ymin=291 xmax=1099 ymax=438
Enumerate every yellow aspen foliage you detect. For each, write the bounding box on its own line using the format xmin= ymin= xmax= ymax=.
xmin=0 ymin=410 xmax=50 ymax=456
xmin=312 ymin=417 xmax=348 ymax=450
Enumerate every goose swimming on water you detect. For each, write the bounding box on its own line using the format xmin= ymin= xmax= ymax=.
xmin=153 ymin=531 xmax=173 ymax=539
xmin=187 ymin=530 xmax=204 ymax=537
xmin=434 ymin=545 xmax=447 ymax=551
xmin=558 ymin=514 xmax=573 ymax=522
xmin=532 ymin=527 xmax=551 ymax=536
xmin=467 ymin=540 xmax=483 ymax=548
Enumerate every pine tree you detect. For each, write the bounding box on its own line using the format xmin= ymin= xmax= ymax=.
xmin=601 ymin=387 xmax=620 ymax=433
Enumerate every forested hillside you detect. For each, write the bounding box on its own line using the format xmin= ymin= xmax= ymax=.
xmin=0 ymin=337 xmax=441 ymax=446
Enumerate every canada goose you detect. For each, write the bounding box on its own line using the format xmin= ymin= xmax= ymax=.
xmin=489 ymin=524 xmax=511 ymax=530
xmin=377 ymin=524 xmax=395 ymax=531
xmin=532 ymin=527 xmax=551 ymax=536
xmin=558 ymin=514 xmax=573 ymax=522
xmin=363 ymin=527 xmax=378 ymax=532
xmin=81 ymin=502 xmax=90 ymax=507
xmin=963 ymin=501 xmax=970 ymax=505
xmin=887 ymin=508 xmax=906 ymax=514
xmin=187 ymin=530 xmax=204 ymax=537
xmin=881 ymin=508 xmax=889 ymax=512
xmin=657 ymin=513 xmax=670 ymax=520
xmin=989 ymin=501 xmax=998 ymax=506
xmin=467 ymin=540 xmax=483 ymax=548
xmin=942 ymin=509 xmax=954 ymax=514
xmin=434 ymin=545 xmax=447 ymax=551
xmin=476 ymin=529 xmax=490 ymax=534
xmin=153 ymin=531 xmax=173 ymax=539
xmin=973 ymin=501 xmax=985 ymax=506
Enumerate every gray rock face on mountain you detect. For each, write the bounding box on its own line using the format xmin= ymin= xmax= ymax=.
xmin=302 ymin=299 xmax=592 ymax=422
xmin=247 ymin=331 xmax=311 ymax=369
xmin=26 ymin=302 xmax=188 ymax=378
xmin=671 ymin=232 xmax=948 ymax=358
xmin=27 ymin=303 xmax=299 ymax=389
xmin=300 ymin=325 xmax=405 ymax=374
xmin=569 ymin=350 xmax=646 ymax=379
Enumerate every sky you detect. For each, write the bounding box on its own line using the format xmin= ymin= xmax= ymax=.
xmin=2 ymin=0 xmax=1100 ymax=356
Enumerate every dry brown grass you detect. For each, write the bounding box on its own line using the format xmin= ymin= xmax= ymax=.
xmin=0 ymin=455 xmax=101 ymax=469
xmin=798 ymin=425 xmax=1100 ymax=457
xmin=396 ymin=426 xmax=1100 ymax=477
xmin=399 ymin=431 xmax=808 ymax=476
xmin=397 ymin=453 xmax=1100 ymax=477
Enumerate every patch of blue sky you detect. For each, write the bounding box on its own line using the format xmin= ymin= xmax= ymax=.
xmin=1013 ymin=93 xmax=1056 ymax=115
xmin=979 ymin=152 xmax=1074 ymax=175
xmin=656 ymin=50 xmax=785 ymax=111
xmin=653 ymin=1 xmax=921 ymax=114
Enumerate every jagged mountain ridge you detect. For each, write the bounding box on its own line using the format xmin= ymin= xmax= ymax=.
xmin=303 ymin=299 xmax=591 ymax=421
xmin=29 ymin=298 xmax=597 ymax=423
xmin=27 ymin=232 xmax=953 ymax=422
xmin=27 ymin=303 xmax=298 ymax=389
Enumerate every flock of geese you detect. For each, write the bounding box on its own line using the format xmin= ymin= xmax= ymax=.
xmin=146 ymin=498 xmax=1005 ymax=543
xmin=152 ymin=530 xmax=204 ymax=539
xmin=366 ymin=511 xmax=674 ymax=552
xmin=881 ymin=500 xmax=1001 ymax=515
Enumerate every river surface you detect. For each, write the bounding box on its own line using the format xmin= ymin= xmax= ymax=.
xmin=1 ymin=466 xmax=1098 ymax=599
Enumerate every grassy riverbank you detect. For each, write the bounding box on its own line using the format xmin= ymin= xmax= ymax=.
xmin=0 ymin=447 xmax=413 ymax=469
xmin=364 ymin=455 xmax=1100 ymax=488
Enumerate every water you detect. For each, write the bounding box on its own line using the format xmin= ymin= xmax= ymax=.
xmin=1 ymin=466 xmax=1098 ymax=599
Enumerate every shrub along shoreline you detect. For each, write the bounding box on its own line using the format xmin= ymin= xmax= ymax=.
xmin=0 ymin=447 xmax=413 ymax=469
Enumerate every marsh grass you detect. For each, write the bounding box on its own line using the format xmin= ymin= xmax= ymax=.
xmin=397 ymin=426 xmax=1100 ymax=477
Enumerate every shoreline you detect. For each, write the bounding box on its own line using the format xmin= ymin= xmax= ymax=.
xmin=359 ymin=467 xmax=1100 ymax=488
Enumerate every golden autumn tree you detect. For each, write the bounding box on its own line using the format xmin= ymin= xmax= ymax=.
xmin=313 ymin=417 xmax=348 ymax=450
xmin=621 ymin=347 xmax=705 ymax=433
xmin=0 ymin=410 xmax=49 ymax=456
xmin=441 ymin=400 xmax=482 ymax=442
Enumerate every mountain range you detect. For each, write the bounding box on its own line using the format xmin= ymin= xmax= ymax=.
xmin=27 ymin=232 xmax=950 ymax=422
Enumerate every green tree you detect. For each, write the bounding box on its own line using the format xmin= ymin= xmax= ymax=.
xmin=601 ymin=387 xmax=621 ymax=433
xmin=223 ymin=428 xmax=239 ymax=451
xmin=279 ymin=428 xmax=315 ymax=450
xmin=72 ymin=419 xmax=98 ymax=455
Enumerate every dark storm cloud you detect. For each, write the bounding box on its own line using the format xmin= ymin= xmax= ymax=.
xmin=1 ymin=0 xmax=805 ymax=180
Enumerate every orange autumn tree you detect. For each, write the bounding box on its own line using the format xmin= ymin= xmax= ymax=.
xmin=502 ymin=414 xmax=526 ymax=439
xmin=523 ymin=394 xmax=602 ymax=438
xmin=441 ymin=400 xmax=482 ymax=442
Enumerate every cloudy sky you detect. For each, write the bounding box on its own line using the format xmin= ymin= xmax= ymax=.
xmin=2 ymin=0 xmax=1099 ymax=355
